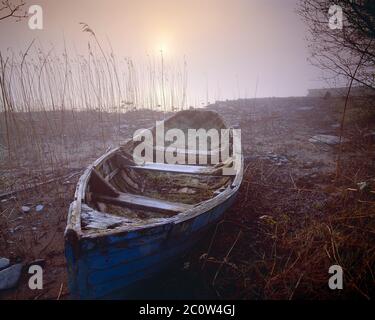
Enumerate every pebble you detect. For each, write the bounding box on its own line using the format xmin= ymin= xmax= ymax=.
xmin=35 ymin=204 xmax=44 ymax=212
xmin=0 ymin=263 xmax=23 ymax=291
xmin=21 ymin=206 xmax=31 ymax=213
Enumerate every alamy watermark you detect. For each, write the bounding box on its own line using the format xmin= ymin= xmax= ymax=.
xmin=328 ymin=4 xmax=343 ymax=30
xmin=131 ymin=121 xmax=242 ymax=176
xmin=328 ymin=265 xmax=344 ymax=290
xmin=328 ymin=1 xmax=364 ymax=30
xmin=28 ymin=264 xmax=43 ymax=290
xmin=28 ymin=4 xmax=43 ymax=30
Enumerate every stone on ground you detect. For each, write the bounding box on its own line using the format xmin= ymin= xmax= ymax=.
xmin=0 ymin=258 xmax=10 ymax=271
xmin=0 ymin=263 xmax=23 ymax=291
xmin=21 ymin=206 xmax=31 ymax=213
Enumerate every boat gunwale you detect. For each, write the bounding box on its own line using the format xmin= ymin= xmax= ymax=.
xmin=65 ymin=111 xmax=243 ymax=241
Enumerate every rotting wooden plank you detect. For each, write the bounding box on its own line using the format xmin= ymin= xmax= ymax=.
xmin=129 ymin=162 xmax=222 ymax=175
xmin=105 ymin=168 xmax=120 ymax=181
xmin=93 ymin=192 xmax=193 ymax=214
xmin=89 ymin=170 xmax=120 ymax=197
xmin=81 ymin=205 xmax=130 ymax=230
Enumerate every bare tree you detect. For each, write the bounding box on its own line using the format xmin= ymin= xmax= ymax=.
xmin=298 ymin=0 xmax=375 ymax=90
xmin=0 ymin=0 xmax=27 ymax=22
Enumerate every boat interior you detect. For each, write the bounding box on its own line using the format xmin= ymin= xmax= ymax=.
xmin=80 ymin=110 xmax=238 ymax=232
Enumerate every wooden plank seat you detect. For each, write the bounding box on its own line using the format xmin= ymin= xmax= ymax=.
xmin=93 ymin=192 xmax=194 ymax=214
xmin=128 ymin=162 xmax=223 ymax=175
xmin=153 ymin=145 xmax=221 ymax=157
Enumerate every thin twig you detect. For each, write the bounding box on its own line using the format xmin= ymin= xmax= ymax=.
xmin=57 ymin=283 xmax=63 ymax=300
xmin=212 ymin=230 xmax=243 ymax=286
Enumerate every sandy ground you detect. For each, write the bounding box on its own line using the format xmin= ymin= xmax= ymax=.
xmin=0 ymin=96 xmax=374 ymax=299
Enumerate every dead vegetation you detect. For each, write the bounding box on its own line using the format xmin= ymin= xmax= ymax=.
xmin=198 ymin=98 xmax=375 ymax=300
xmin=0 ymin=94 xmax=374 ymax=299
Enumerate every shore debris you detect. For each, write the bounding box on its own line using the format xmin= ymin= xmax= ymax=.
xmin=265 ymin=152 xmax=289 ymax=166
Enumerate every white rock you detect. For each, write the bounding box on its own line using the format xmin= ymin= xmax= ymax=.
xmin=0 ymin=258 xmax=10 ymax=270
xmin=35 ymin=204 xmax=44 ymax=212
xmin=0 ymin=263 xmax=23 ymax=291
xmin=21 ymin=206 xmax=30 ymax=213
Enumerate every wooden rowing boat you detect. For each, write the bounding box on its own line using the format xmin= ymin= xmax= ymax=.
xmin=64 ymin=110 xmax=243 ymax=299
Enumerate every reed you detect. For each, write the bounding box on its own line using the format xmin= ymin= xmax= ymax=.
xmin=0 ymin=33 xmax=189 ymax=172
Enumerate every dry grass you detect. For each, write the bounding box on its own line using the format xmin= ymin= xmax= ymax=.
xmin=198 ymin=100 xmax=375 ymax=300
xmin=199 ymin=159 xmax=375 ymax=299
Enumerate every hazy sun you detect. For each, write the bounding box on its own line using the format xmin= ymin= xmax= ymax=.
xmin=158 ymin=42 xmax=169 ymax=54
xmin=153 ymin=32 xmax=174 ymax=56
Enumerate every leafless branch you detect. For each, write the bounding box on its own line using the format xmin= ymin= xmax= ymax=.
xmin=0 ymin=0 xmax=27 ymax=22
xmin=298 ymin=0 xmax=375 ymax=90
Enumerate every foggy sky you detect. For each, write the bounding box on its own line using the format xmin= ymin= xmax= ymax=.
xmin=0 ymin=0 xmax=325 ymax=103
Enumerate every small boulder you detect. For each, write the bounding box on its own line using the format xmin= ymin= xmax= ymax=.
xmin=0 ymin=258 xmax=10 ymax=271
xmin=0 ymin=263 xmax=23 ymax=291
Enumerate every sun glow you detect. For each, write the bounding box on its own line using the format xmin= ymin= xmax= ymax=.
xmin=158 ymin=42 xmax=169 ymax=55
xmin=153 ymin=32 xmax=174 ymax=56
xmin=155 ymin=39 xmax=173 ymax=57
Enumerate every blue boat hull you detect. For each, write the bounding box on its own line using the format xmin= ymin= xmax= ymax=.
xmin=65 ymin=191 xmax=238 ymax=299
